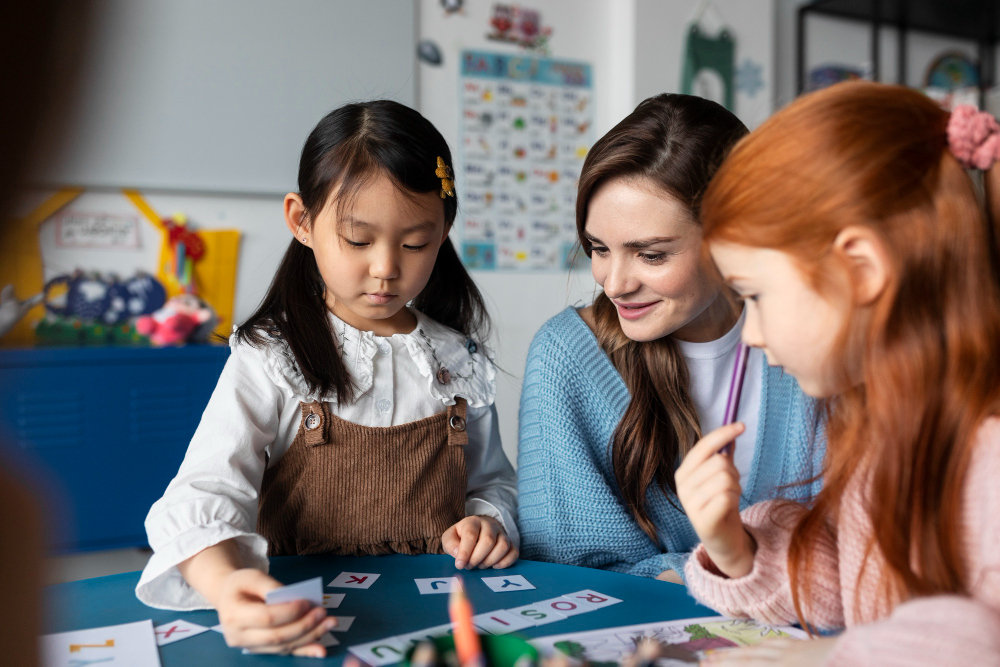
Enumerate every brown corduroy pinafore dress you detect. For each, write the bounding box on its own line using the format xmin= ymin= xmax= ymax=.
xmin=257 ymin=398 xmax=469 ymax=557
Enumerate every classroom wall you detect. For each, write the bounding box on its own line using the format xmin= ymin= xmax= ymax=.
xmin=30 ymin=1 xmax=987 ymax=473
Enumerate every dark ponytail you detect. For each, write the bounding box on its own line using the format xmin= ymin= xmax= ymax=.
xmin=237 ymin=100 xmax=490 ymax=403
xmin=576 ymin=94 xmax=748 ymax=541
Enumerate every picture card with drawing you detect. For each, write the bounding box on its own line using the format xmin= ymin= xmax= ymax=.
xmin=329 ymin=571 xmax=381 ymax=589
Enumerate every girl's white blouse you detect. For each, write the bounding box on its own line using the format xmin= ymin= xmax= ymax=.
xmin=136 ymin=310 xmax=517 ymax=611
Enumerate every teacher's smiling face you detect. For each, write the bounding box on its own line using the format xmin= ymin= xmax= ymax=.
xmin=584 ymin=176 xmax=731 ymax=343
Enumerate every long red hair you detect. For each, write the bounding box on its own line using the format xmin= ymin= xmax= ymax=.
xmin=700 ymin=82 xmax=1000 ymax=624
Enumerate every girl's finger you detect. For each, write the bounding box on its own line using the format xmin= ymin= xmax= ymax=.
xmin=691 ymin=472 xmax=742 ymax=509
xmin=440 ymin=526 xmax=460 ymax=555
xmin=678 ymin=451 xmax=739 ymax=495
xmin=240 ymin=606 xmax=328 ymax=648
xmin=453 ymin=524 xmax=480 ymax=569
xmin=702 ymin=488 xmax=742 ymax=517
xmin=478 ymin=535 xmax=510 ymax=569
xmin=702 ymin=643 xmax=787 ymax=664
xmin=679 ymin=423 xmax=746 ymax=472
xmin=231 ymin=598 xmax=313 ymax=630
xmin=465 ymin=531 xmax=498 ymax=569
xmin=283 ymin=615 xmax=338 ymax=652
xmin=291 ymin=643 xmax=328 ymax=659
xmin=233 ymin=569 xmax=284 ymax=601
xmin=493 ymin=546 xmax=519 ymax=569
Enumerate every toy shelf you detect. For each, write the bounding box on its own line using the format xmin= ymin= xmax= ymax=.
xmin=0 ymin=344 xmax=230 ymax=552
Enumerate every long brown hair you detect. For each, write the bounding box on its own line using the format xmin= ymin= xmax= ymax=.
xmin=576 ymin=94 xmax=748 ymax=540
xmin=700 ymin=82 xmax=1000 ymax=624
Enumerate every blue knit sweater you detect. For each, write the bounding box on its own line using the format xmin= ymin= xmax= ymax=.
xmin=517 ymin=307 xmax=825 ymax=580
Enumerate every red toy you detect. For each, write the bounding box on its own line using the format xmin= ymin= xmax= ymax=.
xmin=136 ymin=293 xmax=217 ymax=346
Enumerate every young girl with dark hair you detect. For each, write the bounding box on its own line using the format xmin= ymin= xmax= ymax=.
xmin=679 ymin=82 xmax=1000 ymax=665
xmin=517 ymin=94 xmax=825 ymax=583
xmin=136 ymin=100 xmax=518 ymax=658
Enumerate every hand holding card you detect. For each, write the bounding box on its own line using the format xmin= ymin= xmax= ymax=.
xmin=213 ymin=569 xmax=336 ymax=659
xmin=265 ymin=576 xmax=324 ymax=607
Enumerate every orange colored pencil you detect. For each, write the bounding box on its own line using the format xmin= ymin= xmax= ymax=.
xmin=449 ymin=581 xmax=485 ymax=667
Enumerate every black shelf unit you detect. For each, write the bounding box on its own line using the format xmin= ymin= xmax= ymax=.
xmin=797 ymin=0 xmax=1000 ymax=101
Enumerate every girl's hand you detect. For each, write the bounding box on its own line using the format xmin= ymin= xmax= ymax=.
xmin=655 ymin=569 xmax=684 ymax=584
xmin=442 ymin=515 xmax=518 ymax=570
xmin=214 ymin=568 xmax=336 ymax=658
xmin=676 ymin=423 xmax=756 ymax=578
xmin=701 ymin=637 xmax=838 ymax=665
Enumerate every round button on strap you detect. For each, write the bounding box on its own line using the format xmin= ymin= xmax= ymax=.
xmin=304 ymin=412 xmax=321 ymax=431
xmin=449 ymin=415 xmax=466 ymax=432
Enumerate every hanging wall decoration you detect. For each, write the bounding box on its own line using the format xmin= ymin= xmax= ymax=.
xmin=487 ymin=4 xmax=553 ymax=55
xmin=682 ymin=23 xmax=736 ymax=112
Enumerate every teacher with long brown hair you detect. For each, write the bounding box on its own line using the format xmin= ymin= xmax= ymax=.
xmin=516 ymin=94 xmax=825 ymax=583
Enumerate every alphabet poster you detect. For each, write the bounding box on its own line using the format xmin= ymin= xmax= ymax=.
xmin=457 ymin=50 xmax=594 ymax=271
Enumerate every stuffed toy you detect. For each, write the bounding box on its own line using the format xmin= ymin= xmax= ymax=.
xmin=136 ymin=293 xmax=217 ymax=346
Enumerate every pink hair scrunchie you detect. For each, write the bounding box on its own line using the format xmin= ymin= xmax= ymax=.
xmin=947 ymin=105 xmax=1000 ymax=170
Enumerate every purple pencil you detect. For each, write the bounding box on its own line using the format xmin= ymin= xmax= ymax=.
xmin=719 ymin=342 xmax=750 ymax=456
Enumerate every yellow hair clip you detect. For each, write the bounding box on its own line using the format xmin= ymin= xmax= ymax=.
xmin=435 ymin=156 xmax=455 ymax=199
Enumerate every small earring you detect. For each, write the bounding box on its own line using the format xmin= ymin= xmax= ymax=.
xmin=301 ymin=237 xmax=308 ymax=244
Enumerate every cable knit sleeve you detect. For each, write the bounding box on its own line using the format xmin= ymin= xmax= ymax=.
xmin=824 ymin=418 xmax=1000 ymax=666
xmin=684 ymin=499 xmax=844 ymax=629
xmin=135 ymin=338 xmax=283 ymax=610
xmin=516 ymin=325 xmax=583 ymax=563
xmin=823 ymin=596 xmax=1000 ymax=665
xmin=517 ymin=315 xmax=682 ymax=575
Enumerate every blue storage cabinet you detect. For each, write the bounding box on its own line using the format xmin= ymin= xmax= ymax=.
xmin=0 ymin=345 xmax=230 ymax=552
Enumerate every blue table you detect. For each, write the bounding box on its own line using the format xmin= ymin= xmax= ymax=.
xmin=45 ymin=554 xmax=716 ymax=665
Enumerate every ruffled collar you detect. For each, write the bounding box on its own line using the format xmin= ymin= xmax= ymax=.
xmin=257 ymin=309 xmax=496 ymax=408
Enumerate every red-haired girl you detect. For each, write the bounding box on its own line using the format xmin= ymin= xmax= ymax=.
xmin=677 ymin=82 xmax=1000 ymax=664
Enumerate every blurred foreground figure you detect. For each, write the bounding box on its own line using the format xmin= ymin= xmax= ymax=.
xmin=0 ymin=1 xmax=92 ymax=666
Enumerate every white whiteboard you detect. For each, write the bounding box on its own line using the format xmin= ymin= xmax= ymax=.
xmin=36 ymin=0 xmax=416 ymax=194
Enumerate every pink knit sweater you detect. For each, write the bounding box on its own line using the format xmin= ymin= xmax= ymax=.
xmin=684 ymin=418 xmax=1000 ymax=666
